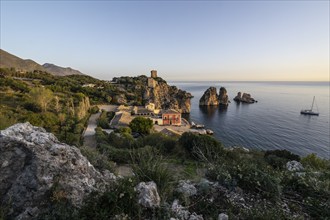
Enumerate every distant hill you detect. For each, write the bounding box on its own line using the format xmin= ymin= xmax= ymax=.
xmin=0 ymin=49 xmax=46 ymax=72
xmin=42 ymin=63 xmax=84 ymax=76
xmin=0 ymin=49 xmax=84 ymax=76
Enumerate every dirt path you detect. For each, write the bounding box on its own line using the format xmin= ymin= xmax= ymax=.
xmin=83 ymin=105 xmax=118 ymax=147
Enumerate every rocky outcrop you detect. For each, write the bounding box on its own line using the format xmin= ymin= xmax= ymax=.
xmin=171 ymin=199 xmax=204 ymax=220
xmin=113 ymin=75 xmax=192 ymax=113
xmin=135 ymin=181 xmax=160 ymax=208
xmin=113 ymin=94 xmax=127 ymax=105
xmin=219 ymin=87 xmax=229 ymax=106
xmin=234 ymin=92 xmax=256 ymax=103
xmin=0 ymin=123 xmax=115 ymax=219
xmin=176 ymin=180 xmax=197 ymax=197
xmin=199 ymin=87 xmax=219 ymax=106
xmin=145 ymin=82 xmax=192 ymax=113
xmin=286 ymin=161 xmax=304 ymax=172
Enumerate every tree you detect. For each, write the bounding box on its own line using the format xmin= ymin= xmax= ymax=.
xmin=28 ymin=87 xmax=53 ymax=112
xmin=129 ymin=116 xmax=153 ymax=135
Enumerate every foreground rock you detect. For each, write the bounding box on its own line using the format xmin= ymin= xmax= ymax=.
xmin=0 ymin=123 xmax=115 ymax=219
xmin=199 ymin=87 xmax=219 ymax=106
xmin=234 ymin=92 xmax=256 ymax=103
xmin=135 ymin=181 xmax=161 ymax=208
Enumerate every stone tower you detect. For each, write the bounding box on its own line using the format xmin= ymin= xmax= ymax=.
xmin=151 ymin=70 xmax=157 ymax=78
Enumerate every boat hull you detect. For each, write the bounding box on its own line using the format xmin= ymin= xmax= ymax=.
xmin=300 ymin=111 xmax=319 ymax=116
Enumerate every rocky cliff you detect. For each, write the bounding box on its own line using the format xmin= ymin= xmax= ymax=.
xmin=144 ymin=82 xmax=192 ymax=113
xmin=0 ymin=123 xmax=115 ymax=219
xmin=113 ymin=75 xmax=192 ymax=113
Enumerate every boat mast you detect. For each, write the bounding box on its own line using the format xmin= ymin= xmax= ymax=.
xmin=311 ymin=96 xmax=315 ymax=110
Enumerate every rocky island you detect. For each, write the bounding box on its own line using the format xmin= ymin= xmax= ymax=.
xmin=199 ymin=86 xmax=229 ymax=106
xmin=234 ymin=92 xmax=256 ymax=103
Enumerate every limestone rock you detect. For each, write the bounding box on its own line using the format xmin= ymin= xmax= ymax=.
xmin=146 ymin=82 xmax=192 ymax=113
xmin=286 ymin=160 xmax=304 ymax=172
xmin=219 ymin=87 xmax=229 ymax=106
xmin=199 ymin=87 xmax=219 ymax=106
xmin=0 ymin=122 xmax=116 ymax=219
xmin=176 ymin=180 xmax=197 ymax=197
xmin=135 ymin=181 xmax=160 ymax=208
xmin=171 ymin=199 xmax=203 ymax=220
xmin=113 ymin=94 xmax=127 ymax=105
xmin=218 ymin=213 xmax=229 ymax=220
xmin=234 ymin=92 xmax=256 ymax=103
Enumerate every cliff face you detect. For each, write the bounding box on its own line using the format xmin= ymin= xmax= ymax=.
xmin=113 ymin=76 xmax=192 ymax=113
xmin=144 ymin=82 xmax=192 ymax=113
xmin=0 ymin=123 xmax=115 ymax=219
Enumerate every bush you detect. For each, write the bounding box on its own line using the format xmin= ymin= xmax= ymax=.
xmin=131 ymin=146 xmax=174 ymax=199
xmin=23 ymin=101 xmax=42 ymax=112
xmin=264 ymin=149 xmax=300 ymax=169
xmin=97 ymin=110 xmax=110 ymax=129
xmin=301 ymin=153 xmax=330 ymax=170
xmin=79 ymin=178 xmax=141 ymax=219
xmin=80 ymin=146 xmax=115 ymax=172
xmin=89 ymin=105 xmax=99 ymax=114
xmin=129 ymin=116 xmax=153 ymax=135
xmin=179 ymin=132 xmax=224 ymax=161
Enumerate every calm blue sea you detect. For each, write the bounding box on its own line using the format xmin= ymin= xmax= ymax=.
xmin=172 ymin=81 xmax=330 ymax=159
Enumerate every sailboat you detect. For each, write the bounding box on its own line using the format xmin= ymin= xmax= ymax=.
xmin=300 ymin=96 xmax=319 ymax=116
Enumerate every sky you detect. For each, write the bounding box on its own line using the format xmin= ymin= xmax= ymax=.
xmin=0 ymin=1 xmax=329 ymax=81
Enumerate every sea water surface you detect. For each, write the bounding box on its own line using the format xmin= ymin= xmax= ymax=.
xmin=172 ymin=81 xmax=330 ymax=159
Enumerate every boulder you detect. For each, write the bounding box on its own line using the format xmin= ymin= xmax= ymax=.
xmin=218 ymin=213 xmax=229 ymax=220
xmin=286 ymin=160 xmax=304 ymax=172
xmin=0 ymin=122 xmax=116 ymax=219
xmin=199 ymin=87 xmax=219 ymax=106
xmin=219 ymin=87 xmax=229 ymax=106
xmin=171 ymin=199 xmax=203 ymax=220
xmin=176 ymin=180 xmax=197 ymax=197
xmin=135 ymin=181 xmax=160 ymax=208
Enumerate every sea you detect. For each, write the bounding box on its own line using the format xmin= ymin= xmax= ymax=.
xmin=171 ymin=81 xmax=330 ymax=159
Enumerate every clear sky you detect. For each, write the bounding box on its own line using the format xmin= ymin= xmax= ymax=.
xmin=0 ymin=1 xmax=329 ymax=81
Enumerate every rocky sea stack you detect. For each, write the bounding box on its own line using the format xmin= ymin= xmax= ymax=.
xmin=234 ymin=92 xmax=256 ymax=103
xmin=0 ymin=123 xmax=115 ymax=219
xmin=199 ymin=86 xmax=229 ymax=106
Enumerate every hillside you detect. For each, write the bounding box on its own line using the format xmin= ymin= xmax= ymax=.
xmin=0 ymin=49 xmax=84 ymax=76
xmin=0 ymin=49 xmax=46 ymax=72
xmin=42 ymin=63 xmax=84 ymax=76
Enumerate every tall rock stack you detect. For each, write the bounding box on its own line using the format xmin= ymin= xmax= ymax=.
xmin=199 ymin=87 xmax=220 ymax=105
xmin=219 ymin=87 xmax=229 ymax=106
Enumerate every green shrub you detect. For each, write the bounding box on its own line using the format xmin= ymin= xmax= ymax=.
xmin=89 ymin=105 xmax=99 ymax=114
xmin=131 ymin=146 xmax=174 ymax=199
xmin=79 ymin=177 xmax=141 ymax=219
xmin=129 ymin=116 xmax=153 ymax=135
xmin=179 ymin=132 xmax=224 ymax=161
xmin=80 ymin=146 xmax=115 ymax=172
xmin=301 ymin=153 xmax=330 ymax=170
xmin=264 ymin=149 xmax=300 ymax=169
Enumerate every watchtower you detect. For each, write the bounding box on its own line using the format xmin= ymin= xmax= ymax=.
xmin=151 ymin=70 xmax=157 ymax=78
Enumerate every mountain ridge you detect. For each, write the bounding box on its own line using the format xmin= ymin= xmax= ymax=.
xmin=0 ymin=49 xmax=84 ymax=76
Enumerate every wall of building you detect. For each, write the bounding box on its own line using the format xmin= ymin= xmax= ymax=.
xmin=162 ymin=113 xmax=181 ymax=126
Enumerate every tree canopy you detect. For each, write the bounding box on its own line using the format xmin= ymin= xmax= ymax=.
xmin=129 ymin=116 xmax=153 ymax=135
